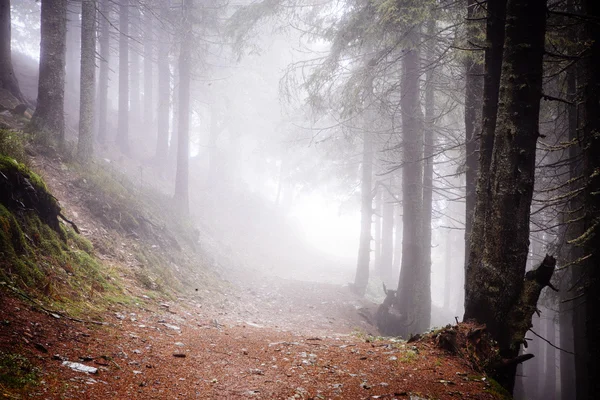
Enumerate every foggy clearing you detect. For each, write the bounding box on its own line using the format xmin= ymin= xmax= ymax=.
xmin=0 ymin=0 xmax=598 ymax=399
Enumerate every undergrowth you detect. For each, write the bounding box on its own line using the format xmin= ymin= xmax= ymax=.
xmin=0 ymin=351 xmax=39 ymax=391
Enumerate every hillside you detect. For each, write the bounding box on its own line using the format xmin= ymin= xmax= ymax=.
xmin=0 ymin=123 xmax=506 ymax=399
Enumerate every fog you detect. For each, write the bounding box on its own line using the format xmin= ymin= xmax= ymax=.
xmin=5 ymin=0 xmax=586 ymax=398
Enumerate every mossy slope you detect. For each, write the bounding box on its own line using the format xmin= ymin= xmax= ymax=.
xmin=0 ymin=156 xmax=121 ymax=306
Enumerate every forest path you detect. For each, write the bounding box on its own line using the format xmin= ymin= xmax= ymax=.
xmin=0 ymin=289 xmax=496 ymax=400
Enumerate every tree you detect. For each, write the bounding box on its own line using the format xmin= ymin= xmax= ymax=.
xmin=130 ymin=3 xmax=141 ymax=131
xmin=463 ymin=0 xmax=484 ymax=264
xmin=31 ymin=0 xmax=67 ymax=146
xmin=396 ymin=42 xmax=427 ymax=335
xmin=77 ymin=0 xmax=96 ymax=162
xmin=464 ymin=0 xmax=506 ymax=314
xmin=155 ymin=2 xmax=170 ymax=164
xmin=143 ymin=3 xmax=154 ymax=131
xmin=353 ymin=124 xmax=373 ymax=295
xmin=0 ymin=0 xmax=25 ymax=102
xmin=464 ymin=0 xmax=548 ymax=391
xmin=173 ymin=0 xmax=192 ymax=213
xmin=117 ymin=0 xmax=130 ymax=153
xmin=97 ymin=0 xmax=110 ymax=144
xmin=580 ymin=0 xmax=600 ymax=395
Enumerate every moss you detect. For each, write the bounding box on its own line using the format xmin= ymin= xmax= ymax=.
xmin=0 ymin=351 xmax=39 ymax=390
xmin=0 ymin=129 xmax=27 ymax=164
xmin=485 ymin=377 xmax=513 ymax=399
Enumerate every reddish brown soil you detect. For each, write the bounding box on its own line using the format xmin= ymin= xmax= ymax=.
xmin=0 ymin=149 xmax=498 ymax=399
xmin=0 ymin=291 xmax=498 ymax=400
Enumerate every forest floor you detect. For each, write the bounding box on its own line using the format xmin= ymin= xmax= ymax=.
xmin=0 ymin=141 xmax=500 ymax=399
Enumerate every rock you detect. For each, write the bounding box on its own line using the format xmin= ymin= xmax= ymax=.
xmin=34 ymin=343 xmax=49 ymax=353
xmin=160 ymin=323 xmax=181 ymax=331
xmin=62 ymin=361 xmax=98 ymax=374
xmin=173 ymin=353 xmax=186 ymax=358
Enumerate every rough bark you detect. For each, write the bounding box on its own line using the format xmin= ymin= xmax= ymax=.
xmin=463 ymin=0 xmax=484 ymax=267
xmin=464 ymin=0 xmax=548 ymax=391
xmin=77 ymin=0 xmax=96 ymax=162
xmin=581 ymin=0 xmax=600 ymax=396
xmin=396 ymin=44 xmax=427 ymax=335
xmin=155 ymin=2 xmax=170 ymax=164
xmin=353 ymin=127 xmax=373 ymax=296
xmin=31 ymin=0 xmax=67 ymax=146
xmin=464 ymin=0 xmax=506 ymax=320
xmin=97 ymin=0 xmax=110 ymax=145
xmin=0 ymin=0 xmax=24 ymax=102
xmin=117 ymin=0 xmax=130 ymax=153
xmin=173 ymin=0 xmax=192 ymax=214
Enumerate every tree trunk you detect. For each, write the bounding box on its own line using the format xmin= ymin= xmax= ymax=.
xmin=155 ymin=2 xmax=170 ymax=164
xmin=463 ymin=0 xmax=483 ymax=268
xmin=97 ymin=0 xmax=110 ymax=145
xmin=373 ymin=186 xmax=382 ymax=276
xmin=117 ymin=0 xmax=130 ymax=153
xmin=353 ymin=127 xmax=373 ymax=296
xmin=558 ymin=34 xmax=577 ymax=400
xmin=173 ymin=0 xmax=191 ymax=214
xmin=464 ymin=0 xmax=506 ymax=320
xmin=396 ymin=43 xmax=427 ymax=335
xmin=65 ymin=0 xmax=81 ymax=101
xmin=143 ymin=5 xmax=154 ymax=132
xmin=77 ymin=0 xmax=96 ymax=162
xmin=0 ymin=0 xmax=24 ymax=102
xmin=380 ymin=180 xmax=394 ymax=287
xmin=422 ymin=19 xmax=435 ymax=331
xmin=464 ymin=0 xmax=548 ymax=392
xmin=392 ymin=201 xmax=402 ymax=283
xmin=581 ymin=0 xmax=600 ymax=396
xmin=541 ymin=312 xmax=556 ymax=400
xmin=31 ymin=0 xmax=67 ymax=146
xmin=129 ymin=3 xmax=141 ymax=134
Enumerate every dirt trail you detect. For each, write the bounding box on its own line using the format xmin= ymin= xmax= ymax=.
xmin=0 ymin=151 xmax=497 ymax=399
xmin=0 ymin=290 xmax=496 ymax=400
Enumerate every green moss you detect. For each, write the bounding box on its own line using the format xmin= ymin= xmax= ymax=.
xmin=485 ymin=377 xmax=513 ymax=399
xmin=0 ymin=155 xmax=48 ymax=193
xmin=0 ymin=351 xmax=39 ymax=390
xmin=0 ymin=129 xmax=27 ymax=164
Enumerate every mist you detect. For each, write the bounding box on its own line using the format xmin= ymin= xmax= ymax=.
xmin=2 ymin=0 xmax=596 ymax=398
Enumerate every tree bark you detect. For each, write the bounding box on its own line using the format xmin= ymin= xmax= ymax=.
xmin=373 ymin=186 xmax=382 ymax=276
xmin=464 ymin=0 xmax=548 ymax=392
xmin=155 ymin=2 xmax=170 ymax=164
xmin=581 ymin=0 xmax=600 ymax=396
xmin=143 ymin=4 xmax=154 ymax=132
xmin=0 ymin=0 xmax=24 ymax=102
xmin=173 ymin=0 xmax=192 ymax=214
xmin=77 ymin=0 xmax=96 ymax=162
xmin=396 ymin=43 xmax=427 ymax=335
xmin=353 ymin=126 xmax=373 ymax=296
xmin=31 ymin=0 xmax=67 ymax=146
xmin=65 ymin=0 xmax=81 ymax=100
xmin=380 ymin=179 xmax=394 ymax=286
xmin=97 ymin=0 xmax=110 ymax=145
xmin=422 ymin=18 xmax=436 ymax=331
xmin=463 ymin=0 xmax=484 ymax=268
xmin=464 ymin=0 xmax=506 ymax=321
xmin=129 ymin=3 xmax=141 ymax=133
xmin=117 ymin=0 xmax=130 ymax=153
